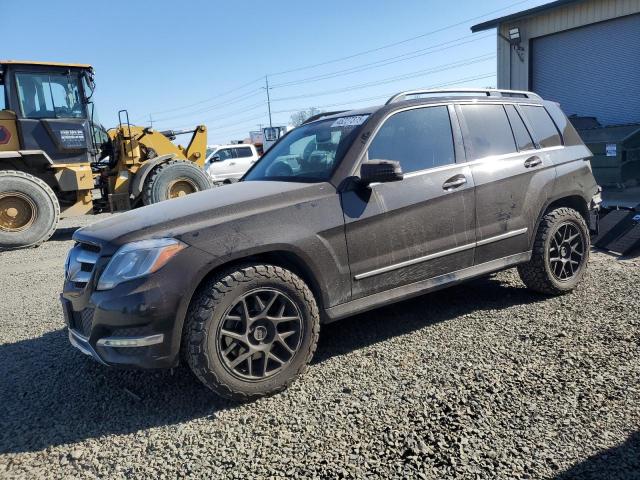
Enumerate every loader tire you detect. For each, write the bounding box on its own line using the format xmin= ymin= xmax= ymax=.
xmin=142 ymin=160 xmax=211 ymax=205
xmin=0 ymin=170 xmax=60 ymax=250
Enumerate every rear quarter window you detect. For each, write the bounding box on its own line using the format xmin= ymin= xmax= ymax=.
xmin=520 ymin=105 xmax=562 ymax=148
xmin=234 ymin=147 xmax=253 ymax=158
xmin=544 ymin=102 xmax=584 ymax=146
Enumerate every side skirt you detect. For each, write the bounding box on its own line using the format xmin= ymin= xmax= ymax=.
xmin=324 ymin=251 xmax=532 ymax=322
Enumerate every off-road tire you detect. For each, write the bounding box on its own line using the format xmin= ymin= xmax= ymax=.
xmin=518 ymin=207 xmax=590 ymax=295
xmin=0 ymin=170 xmax=60 ymax=250
xmin=184 ymin=264 xmax=320 ymax=401
xmin=142 ymin=160 xmax=211 ymax=205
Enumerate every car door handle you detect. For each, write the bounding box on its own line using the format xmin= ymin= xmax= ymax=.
xmin=524 ymin=156 xmax=542 ymax=168
xmin=442 ymin=175 xmax=467 ymax=190
xmin=229 ymin=162 xmax=236 ymax=166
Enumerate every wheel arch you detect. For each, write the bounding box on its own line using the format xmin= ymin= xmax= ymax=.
xmin=530 ymin=193 xmax=590 ymax=250
xmin=174 ymin=247 xmax=328 ymax=361
xmin=129 ymin=154 xmax=177 ymax=199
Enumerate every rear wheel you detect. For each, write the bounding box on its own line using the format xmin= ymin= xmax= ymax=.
xmin=184 ymin=264 xmax=320 ymax=401
xmin=142 ymin=160 xmax=211 ymax=205
xmin=0 ymin=170 xmax=60 ymax=249
xmin=518 ymin=207 xmax=590 ymax=295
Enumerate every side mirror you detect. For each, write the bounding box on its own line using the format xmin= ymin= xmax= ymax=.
xmin=212 ymin=155 xmax=221 ymax=162
xmin=359 ymin=160 xmax=403 ymax=185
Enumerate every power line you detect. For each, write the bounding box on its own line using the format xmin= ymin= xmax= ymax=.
xmin=152 ymin=34 xmax=492 ymax=126
xmin=177 ymin=67 xmax=495 ymax=134
xmin=170 ymin=112 xmax=268 ymax=133
xmin=271 ymin=72 xmax=496 ymax=115
xmin=213 ymin=72 xmax=496 ymax=140
xmin=270 ymin=32 xmax=493 ymax=89
xmin=150 ymin=89 xmax=263 ymax=123
xmin=146 ymin=76 xmax=264 ymax=116
xmin=267 ymin=0 xmax=530 ymax=77
xmin=271 ymin=54 xmax=495 ymax=102
xmin=134 ymin=0 xmax=531 ymax=124
xmin=209 ymin=72 xmax=496 ymax=142
xmin=153 ymin=101 xmax=264 ymax=128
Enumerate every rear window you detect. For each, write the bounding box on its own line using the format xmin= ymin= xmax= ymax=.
xmin=520 ymin=105 xmax=562 ymax=148
xmin=234 ymin=147 xmax=253 ymax=158
xmin=505 ymin=105 xmax=535 ymax=151
xmin=459 ymin=104 xmax=517 ymax=159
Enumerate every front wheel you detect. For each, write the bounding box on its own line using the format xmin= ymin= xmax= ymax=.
xmin=518 ymin=207 xmax=590 ymax=295
xmin=184 ymin=264 xmax=320 ymax=401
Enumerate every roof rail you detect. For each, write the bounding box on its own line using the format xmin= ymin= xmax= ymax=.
xmin=302 ymin=110 xmax=348 ymax=125
xmin=385 ymin=88 xmax=542 ymax=104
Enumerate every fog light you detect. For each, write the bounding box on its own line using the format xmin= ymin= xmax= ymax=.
xmin=96 ymin=334 xmax=164 ymax=348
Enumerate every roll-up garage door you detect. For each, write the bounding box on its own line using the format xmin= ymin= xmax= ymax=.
xmin=531 ymin=13 xmax=640 ymax=126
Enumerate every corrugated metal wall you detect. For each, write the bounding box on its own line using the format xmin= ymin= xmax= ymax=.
xmin=496 ymin=0 xmax=640 ymax=90
xmin=531 ymin=13 xmax=640 ymax=125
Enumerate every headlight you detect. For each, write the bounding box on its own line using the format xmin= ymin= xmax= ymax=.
xmin=97 ymin=238 xmax=186 ymax=290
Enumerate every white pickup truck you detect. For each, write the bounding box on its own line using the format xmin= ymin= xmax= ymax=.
xmin=204 ymin=144 xmax=260 ymax=183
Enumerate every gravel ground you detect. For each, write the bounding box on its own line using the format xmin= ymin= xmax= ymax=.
xmin=0 ymin=214 xmax=639 ymax=479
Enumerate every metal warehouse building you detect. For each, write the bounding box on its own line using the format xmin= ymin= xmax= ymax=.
xmin=471 ymin=0 xmax=640 ymax=126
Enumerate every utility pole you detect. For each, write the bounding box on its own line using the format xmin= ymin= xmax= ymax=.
xmin=149 ymin=114 xmax=153 ymax=128
xmin=264 ymin=75 xmax=273 ymax=128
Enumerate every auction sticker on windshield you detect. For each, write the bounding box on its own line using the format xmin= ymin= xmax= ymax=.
xmin=331 ymin=115 xmax=369 ymax=127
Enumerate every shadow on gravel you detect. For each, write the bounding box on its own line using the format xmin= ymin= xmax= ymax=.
xmin=314 ymin=275 xmax=544 ymax=364
xmin=0 ymin=275 xmax=543 ymax=454
xmin=555 ymin=431 xmax=640 ymax=480
xmin=49 ymin=226 xmax=80 ymax=242
xmin=0 ymin=329 xmax=234 ymax=454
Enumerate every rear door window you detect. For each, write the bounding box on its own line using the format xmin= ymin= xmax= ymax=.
xmin=459 ymin=104 xmax=517 ymax=159
xmin=367 ymin=106 xmax=455 ymax=173
xmin=520 ymin=105 xmax=562 ymax=148
xmin=505 ymin=105 xmax=535 ymax=151
xmin=234 ymin=147 xmax=253 ymax=158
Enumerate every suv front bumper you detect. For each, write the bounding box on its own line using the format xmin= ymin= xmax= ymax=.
xmin=61 ymin=243 xmax=211 ymax=369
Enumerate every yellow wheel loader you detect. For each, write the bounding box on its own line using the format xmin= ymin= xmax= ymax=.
xmin=0 ymin=60 xmax=211 ymax=249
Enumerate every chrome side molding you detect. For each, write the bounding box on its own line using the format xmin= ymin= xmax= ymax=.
xmin=354 ymin=227 xmax=528 ymax=280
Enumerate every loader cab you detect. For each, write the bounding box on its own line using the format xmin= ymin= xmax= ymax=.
xmin=0 ymin=61 xmax=97 ymax=164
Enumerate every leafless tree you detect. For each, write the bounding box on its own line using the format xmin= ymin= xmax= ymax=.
xmin=290 ymin=107 xmax=324 ymax=127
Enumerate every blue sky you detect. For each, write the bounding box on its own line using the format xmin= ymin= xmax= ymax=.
xmin=4 ymin=0 xmax=549 ymax=144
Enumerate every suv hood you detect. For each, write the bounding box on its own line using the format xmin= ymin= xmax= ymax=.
xmin=74 ymin=181 xmax=329 ymax=250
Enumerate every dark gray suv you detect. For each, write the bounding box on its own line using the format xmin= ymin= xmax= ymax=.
xmin=62 ymin=89 xmax=600 ymax=400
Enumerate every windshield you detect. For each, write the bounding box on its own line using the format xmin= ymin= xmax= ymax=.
xmin=244 ymin=115 xmax=368 ymax=182
xmin=15 ymin=72 xmax=85 ymax=119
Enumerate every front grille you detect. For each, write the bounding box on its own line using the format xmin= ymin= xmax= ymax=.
xmin=66 ymin=242 xmax=100 ymax=289
xmin=72 ymin=308 xmax=95 ymax=337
